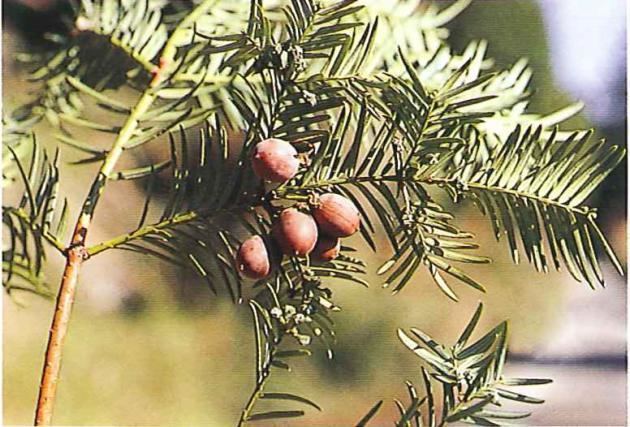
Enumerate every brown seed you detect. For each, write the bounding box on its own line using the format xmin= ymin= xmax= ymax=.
xmin=313 ymin=235 xmax=341 ymax=262
xmin=272 ymin=208 xmax=318 ymax=257
xmin=312 ymin=193 xmax=360 ymax=237
xmin=251 ymin=138 xmax=299 ymax=182
xmin=236 ymin=235 xmax=271 ymax=279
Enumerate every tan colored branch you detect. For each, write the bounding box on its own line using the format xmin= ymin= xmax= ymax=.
xmin=34 ymin=243 xmax=87 ymax=426
xmin=32 ymin=1 xmax=223 ymax=424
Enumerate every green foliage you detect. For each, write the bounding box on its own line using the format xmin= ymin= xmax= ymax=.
xmin=430 ymin=126 xmax=624 ymax=288
xmin=2 ymin=0 xmax=625 ymax=425
xmin=3 ymin=0 xmax=167 ymax=149
xmin=3 ymin=136 xmax=66 ymax=299
xmin=358 ymin=303 xmax=552 ymax=426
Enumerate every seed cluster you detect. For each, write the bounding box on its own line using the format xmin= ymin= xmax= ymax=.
xmin=236 ymin=138 xmax=361 ymax=279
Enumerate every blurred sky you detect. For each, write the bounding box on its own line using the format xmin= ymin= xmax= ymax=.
xmin=527 ymin=0 xmax=627 ymax=366
xmin=537 ymin=0 xmax=626 ymax=126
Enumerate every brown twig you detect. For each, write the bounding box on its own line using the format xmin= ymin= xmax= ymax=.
xmin=34 ymin=243 xmax=88 ymax=425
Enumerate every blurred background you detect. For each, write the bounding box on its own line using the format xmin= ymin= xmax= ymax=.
xmin=3 ymin=0 xmax=627 ymax=425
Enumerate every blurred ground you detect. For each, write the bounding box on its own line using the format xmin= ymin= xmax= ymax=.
xmin=2 ymin=0 xmax=627 ymax=426
xmin=3 ymin=275 xmax=626 ymax=426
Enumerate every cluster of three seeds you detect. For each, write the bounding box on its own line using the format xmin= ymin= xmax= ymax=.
xmin=236 ymin=138 xmax=361 ymax=279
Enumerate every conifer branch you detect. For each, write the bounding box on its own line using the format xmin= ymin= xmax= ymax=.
xmin=358 ymin=303 xmax=551 ymax=426
xmin=2 ymin=0 xmax=624 ymax=425
xmin=4 ymin=207 xmax=66 ymax=254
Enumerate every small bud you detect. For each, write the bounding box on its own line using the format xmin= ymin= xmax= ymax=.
xmin=302 ymin=90 xmax=317 ymax=106
xmin=297 ymin=334 xmax=312 ymax=346
xmin=284 ymin=304 xmax=297 ymax=317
